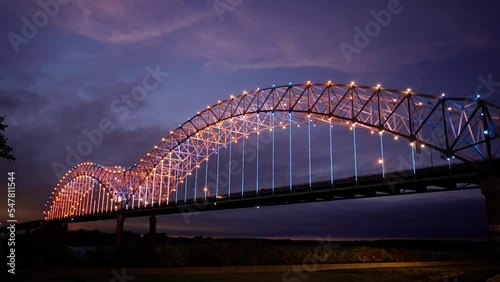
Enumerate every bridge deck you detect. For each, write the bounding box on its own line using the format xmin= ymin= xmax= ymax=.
xmin=2 ymin=161 xmax=492 ymax=233
xmin=48 ymin=162 xmax=485 ymax=224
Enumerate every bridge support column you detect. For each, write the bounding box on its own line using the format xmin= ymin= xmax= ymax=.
xmin=481 ymin=176 xmax=500 ymax=253
xmin=149 ymin=215 xmax=158 ymax=249
xmin=115 ymin=213 xmax=125 ymax=248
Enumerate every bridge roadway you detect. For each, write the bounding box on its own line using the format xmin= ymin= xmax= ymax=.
xmin=2 ymin=160 xmax=494 ymax=234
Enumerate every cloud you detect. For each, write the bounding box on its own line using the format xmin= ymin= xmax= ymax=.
xmin=54 ymin=0 xmax=212 ymax=44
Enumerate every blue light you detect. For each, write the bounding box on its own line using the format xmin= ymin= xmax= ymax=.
xmin=288 ymin=82 xmax=292 ymax=86
xmin=272 ymin=84 xmax=276 ymax=88
xmin=484 ymin=130 xmax=489 ymax=135
xmin=477 ymin=94 xmax=481 ymax=98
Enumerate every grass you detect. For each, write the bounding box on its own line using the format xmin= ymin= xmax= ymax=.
xmin=7 ymin=263 xmax=500 ymax=282
xmin=135 ymin=266 xmax=499 ymax=282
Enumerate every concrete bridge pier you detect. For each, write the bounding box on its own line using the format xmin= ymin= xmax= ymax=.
xmin=481 ymin=175 xmax=500 ymax=253
xmin=115 ymin=213 xmax=125 ymax=247
xmin=149 ymin=215 xmax=158 ymax=248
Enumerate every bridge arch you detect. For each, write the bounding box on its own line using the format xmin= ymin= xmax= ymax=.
xmin=45 ymin=82 xmax=500 ymax=220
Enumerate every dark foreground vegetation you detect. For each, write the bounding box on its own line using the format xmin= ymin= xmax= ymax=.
xmin=1 ymin=229 xmax=497 ymax=271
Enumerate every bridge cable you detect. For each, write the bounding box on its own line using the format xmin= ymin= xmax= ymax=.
xmin=97 ymin=182 xmax=102 ymax=212
xmin=167 ymin=152 xmax=173 ymax=204
xmin=308 ymin=115 xmax=312 ymax=188
xmin=228 ymin=120 xmax=233 ymax=197
xmin=329 ymin=118 xmax=334 ymax=186
xmin=380 ymin=132 xmax=385 ymax=178
xmin=100 ymin=183 xmax=105 ymax=213
xmin=289 ymin=112 xmax=293 ymax=190
xmin=160 ymin=160 xmax=164 ymax=206
xmin=146 ymin=173 xmax=151 ymax=207
xmin=216 ymin=126 xmax=221 ymax=201
xmin=194 ymin=144 xmax=199 ymax=201
xmin=353 ymin=124 xmax=358 ymax=182
xmin=90 ymin=177 xmax=95 ymax=214
xmin=272 ymin=112 xmax=275 ymax=193
xmin=184 ymin=139 xmax=190 ymax=203
xmin=241 ymin=117 xmax=246 ymax=197
xmin=256 ymin=114 xmax=260 ymax=195
xmin=110 ymin=190 xmax=113 ymax=212
xmin=204 ymin=143 xmax=209 ymax=201
xmin=152 ymin=166 xmax=156 ymax=207
xmin=411 ymin=142 xmax=416 ymax=175
xmin=145 ymin=176 xmax=149 ymax=207
xmin=175 ymin=146 xmax=181 ymax=204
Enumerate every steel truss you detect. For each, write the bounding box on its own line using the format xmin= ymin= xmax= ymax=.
xmin=45 ymin=82 xmax=500 ymax=220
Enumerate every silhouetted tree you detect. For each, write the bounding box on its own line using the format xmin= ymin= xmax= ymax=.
xmin=0 ymin=115 xmax=15 ymax=161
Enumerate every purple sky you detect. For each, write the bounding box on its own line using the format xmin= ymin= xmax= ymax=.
xmin=1 ymin=0 xmax=499 ymax=240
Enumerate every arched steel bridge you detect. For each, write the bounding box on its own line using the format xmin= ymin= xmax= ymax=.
xmin=44 ymin=82 xmax=500 ymax=221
